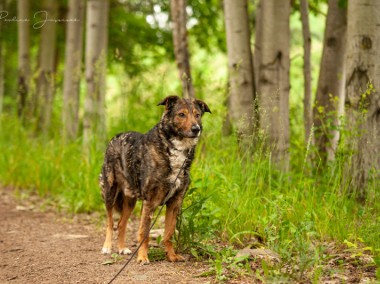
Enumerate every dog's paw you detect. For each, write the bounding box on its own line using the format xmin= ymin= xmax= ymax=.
xmin=101 ymin=247 xmax=112 ymax=254
xmin=167 ymin=253 xmax=185 ymax=262
xmin=118 ymin=247 xmax=132 ymax=255
xmin=137 ymin=255 xmax=150 ymax=265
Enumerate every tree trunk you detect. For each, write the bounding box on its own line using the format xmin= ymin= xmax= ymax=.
xmin=256 ymin=0 xmax=291 ymax=170
xmin=0 ymin=1 xmax=4 ymax=117
xmin=223 ymin=0 xmax=255 ymax=137
xmin=300 ymin=0 xmax=313 ymax=145
xmin=36 ymin=0 xmax=58 ymax=132
xmin=170 ymin=0 xmax=195 ymax=99
xmin=62 ymin=0 xmax=85 ymax=141
xmin=83 ymin=0 xmax=109 ymax=146
xmin=253 ymin=1 xmax=262 ymax=94
xmin=314 ymin=0 xmax=346 ymax=163
xmin=344 ymin=0 xmax=380 ymax=200
xmin=17 ymin=0 xmax=31 ymax=118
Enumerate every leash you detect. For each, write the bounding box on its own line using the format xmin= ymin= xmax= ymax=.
xmin=106 ymin=150 xmax=191 ymax=284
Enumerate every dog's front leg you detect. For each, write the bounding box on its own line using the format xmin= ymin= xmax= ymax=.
xmin=164 ymin=198 xmax=185 ymax=262
xmin=137 ymin=200 xmax=156 ymax=264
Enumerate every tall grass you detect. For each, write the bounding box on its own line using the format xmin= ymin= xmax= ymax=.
xmin=0 ymin=115 xmax=104 ymax=212
xmin=184 ymin=109 xmax=380 ymax=248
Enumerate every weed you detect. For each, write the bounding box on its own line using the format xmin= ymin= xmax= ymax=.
xmin=102 ymin=253 xmax=124 ymax=265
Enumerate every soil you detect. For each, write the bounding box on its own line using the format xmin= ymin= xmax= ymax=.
xmin=0 ymin=187 xmax=377 ymax=284
xmin=0 ymin=188 xmax=214 ymax=284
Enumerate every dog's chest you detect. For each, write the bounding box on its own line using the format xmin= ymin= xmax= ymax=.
xmin=166 ymin=138 xmax=196 ymax=200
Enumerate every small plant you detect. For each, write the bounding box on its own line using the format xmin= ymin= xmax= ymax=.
xmin=102 ymin=253 xmax=124 ymax=265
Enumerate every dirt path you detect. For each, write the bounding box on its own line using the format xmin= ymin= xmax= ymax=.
xmin=1 ymin=187 xmax=377 ymax=284
xmin=0 ymin=188 xmax=213 ymax=284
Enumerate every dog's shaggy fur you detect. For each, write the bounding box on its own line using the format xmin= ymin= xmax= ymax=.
xmin=99 ymin=96 xmax=210 ymax=263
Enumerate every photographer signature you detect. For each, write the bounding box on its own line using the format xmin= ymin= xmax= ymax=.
xmin=0 ymin=10 xmax=79 ymax=29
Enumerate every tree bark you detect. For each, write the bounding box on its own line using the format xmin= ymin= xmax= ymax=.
xmin=62 ymin=0 xmax=85 ymax=141
xmin=314 ymin=0 xmax=347 ymax=163
xmin=170 ymin=0 xmax=195 ymax=99
xmin=0 ymin=1 xmax=4 ymax=117
xmin=223 ymin=0 xmax=255 ymax=136
xmin=36 ymin=0 xmax=58 ymax=132
xmin=17 ymin=0 xmax=31 ymax=118
xmin=253 ymin=1 xmax=262 ymax=95
xmin=344 ymin=0 xmax=380 ymax=200
xmin=256 ymin=0 xmax=291 ymax=170
xmin=300 ymin=0 xmax=313 ymax=145
xmin=83 ymin=0 xmax=109 ymax=146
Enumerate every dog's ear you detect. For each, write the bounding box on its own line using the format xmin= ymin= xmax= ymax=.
xmin=157 ymin=96 xmax=180 ymax=110
xmin=195 ymin=99 xmax=211 ymax=114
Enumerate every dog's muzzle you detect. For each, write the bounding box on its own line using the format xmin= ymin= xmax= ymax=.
xmin=191 ymin=125 xmax=201 ymax=136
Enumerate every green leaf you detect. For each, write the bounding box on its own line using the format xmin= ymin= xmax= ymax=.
xmin=191 ymin=248 xmax=199 ymax=259
xmin=343 ymin=239 xmax=357 ymax=248
xmin=102 ymin=259 xmax=114 ymax=265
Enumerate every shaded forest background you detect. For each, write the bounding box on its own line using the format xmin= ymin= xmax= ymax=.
xmin=0 ymin=0 xmax=379 ymax=282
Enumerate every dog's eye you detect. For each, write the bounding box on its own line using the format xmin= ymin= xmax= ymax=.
xmin=178 ymin=113 xmax=186 ymax=117
xmin=195 ymin=114 xmax=201 ymax=118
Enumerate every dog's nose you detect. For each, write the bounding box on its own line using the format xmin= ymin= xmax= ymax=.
xmin=191 ymin=125 xmax=201 ymax=134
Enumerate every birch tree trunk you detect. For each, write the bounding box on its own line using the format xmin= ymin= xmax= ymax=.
xmin=170 ymin=0 xmax=195 ymax=99
xmin=344 ymin=0 xmax=380 ymax=200
xmin=223 ymin=0 xmax=255 ymax=137
xmin=300 ymin=0 xmax=313 ymax=145
xmin=83 ymin=0 xmax=109 ymax=146
xmin=314 ymin=0 xmax=346 ymax=163
xmin=253 ymin=1 xmax=262 ymax=94
xmin=62 ymin=0 xmax=85 ymax=141
xmin=256 ymin=0 xmax=291 ymax=170
xmin=36 ymin=0 xmax=58 ymax=132
xmin=0 ymin=1 xmax=4 ymax=118
xmin=17 ymin=0 xmax=31 ymax=118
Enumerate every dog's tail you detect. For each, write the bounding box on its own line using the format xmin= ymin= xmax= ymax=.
xmin=100 ymin=164 xmax=125 ymax=213
xmin=114 ymin=190 xmax=124 ymax=213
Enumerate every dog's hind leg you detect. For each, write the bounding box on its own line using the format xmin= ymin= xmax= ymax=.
xmin=137 ymin=200 xmax=158 ymax=264
xmin=117 ymin=196 xmax=136 ymax=254
xmin=102 ymin=207 xmax=113 ymax=254
xmin=164 ymin=198 xmax=185 ymax=262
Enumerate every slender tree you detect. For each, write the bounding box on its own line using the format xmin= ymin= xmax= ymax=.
xmin=253 ymin=1 xmax=262 ymax=93
xmin=300 ymin=0 xmax=313 ymax=145
xmin=83 ymin=0 xmax=109 ymax=146
xmin=314 ymin=0 xmax=347 ymax=163
xmin=17 ymin=0 xmax=31 ymax=118
xmin=344 ymin=0 xmax=380 ymax=199
xmin=256 ymin=0 xmax=291 ymax=170
xmin=62 ymin=0 xmax=85 ymax=141
xmin=0 ymin=0 xmax=4 ymax=117
xmin=223 ymin=0 xmax=255 ymax=136
xmin=36 ymin=0 xmax=58 ymax=132
xmin=170 ymin=0 xmax=195 ymax=99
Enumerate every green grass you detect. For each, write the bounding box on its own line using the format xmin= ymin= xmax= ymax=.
xmin=0 ymin=115 xmax=104 ymax=212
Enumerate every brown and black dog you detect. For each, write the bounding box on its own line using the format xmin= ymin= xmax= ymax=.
xmin=99 ymin=96 xmax=210 ymax=264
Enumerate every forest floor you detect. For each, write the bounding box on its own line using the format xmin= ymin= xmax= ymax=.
xmin=0 ymin=187 xmax=220 ymax=284
xmin=0 ymin=187 xmax=377 ymax=284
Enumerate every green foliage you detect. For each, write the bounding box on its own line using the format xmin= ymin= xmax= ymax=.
xmin=188 ymin=0 xmax=226 ymax=52
xmin=102 ymin=253 xmax=124 ymax=265
xmin=109 ymin=0 xmax=173 ymax=76
xmin=0 ymin=115 xmax=104 ymax=213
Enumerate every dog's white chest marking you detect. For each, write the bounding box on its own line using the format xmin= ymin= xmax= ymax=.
xmin=166 ymin=138 xmax=197 ymax=200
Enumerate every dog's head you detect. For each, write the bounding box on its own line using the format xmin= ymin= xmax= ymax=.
xmin=158 ymin=96 xmax=211 ymax=139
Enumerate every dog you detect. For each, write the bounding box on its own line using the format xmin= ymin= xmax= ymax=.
xmin=99 ymin=95 xmax=210 ymax=264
